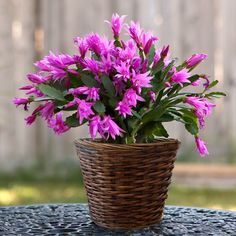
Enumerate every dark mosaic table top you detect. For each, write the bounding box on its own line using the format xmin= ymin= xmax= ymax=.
xmin=0 ymin=204 xmax=236 ymax=235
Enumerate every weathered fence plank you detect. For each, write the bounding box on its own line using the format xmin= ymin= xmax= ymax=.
xmin=0 ymin=0 xmax=234 ymax=170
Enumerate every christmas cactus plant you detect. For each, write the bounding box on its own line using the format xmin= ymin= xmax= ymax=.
xmin=13 ymin=14 xmax=225 ymax=157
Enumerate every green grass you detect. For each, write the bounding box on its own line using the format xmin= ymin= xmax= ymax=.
xmin=1 ymin=179 xmax=236 ymax=211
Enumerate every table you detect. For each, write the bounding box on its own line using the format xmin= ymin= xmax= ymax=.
xmin=0 ymin=204 xmax=236 ymax=235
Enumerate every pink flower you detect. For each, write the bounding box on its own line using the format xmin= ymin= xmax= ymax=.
xmin=25 ymin=114 xmax=37 ymax=125
xmin=195 ymin=136 xmax=209 ymax=157
xmin=13 ymin=97 xmax=29 ymax=111
xmin=123 ymin=88 xmax=144 ymax=107
xmin=34 ymin=59 xmax=52 ymax=71
xmin=41 ymin=102 xmax=55 ymax=120
xmin=148 ymin=91 xmax=156 ymax=102
xmin=141 ymin=31 xmax=158 ymax=54
xmin=69 ymin=87 xmax=100 ymax=101
xmin=170 ymin=68 xmax=190 ymax=86
xmin=89 ymin=115 xmax=102 ymax=139
xmin=127 ymin=21 xmax=143 ymax=45
xmin=76 ymin=99 xmax=94 ymax=124
xmin=115 ymin=101 xmax=132 ymax=118
xmin=191 ymin=75 xmax=210 ymax=89
xmin=118 ymin=39 xmax=136 ymax=60
xmin=153 ymin=46 xmax=171 ymax=67
xmin=186 ymin=53 xmax=208 ymax=68
xmin=161 ymin=45 xmax=169 ymax=58
xmin=27 ymin=73 xmax=47 ymax=84
xmin=106 ymin=13 xmax=126 ymax=38
xmin=132 ymin=70 xmax=153 ymax=93
xmin=101 ymin=115 xmax=124 ymax=140
xmin=74 ymin=37 xmax=88 ymax=58
xmin=84 ymin=58 xmax=100 ymax=75
xmin=186 ymin=96 xmax=215 ymax=128
xmin=100 ymin=55 xmax=113 ymax=74
xmin=86 ymin=33 xmax=102 ymax=55
xmin=186 ymin=97 xmax=215 ymax=116
xmin=113 ymin=77 xmax=125 ymax=95
xmin=115 ymin=61 xmax=130 ymax=81
xmin=48 ymin=112 xmax=70 ymax=135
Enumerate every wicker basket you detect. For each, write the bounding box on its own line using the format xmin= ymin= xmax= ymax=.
xmin=75 ymin=138 xmax=180 ymax=229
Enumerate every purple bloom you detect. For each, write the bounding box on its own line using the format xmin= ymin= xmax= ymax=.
xmin=106 ymin=13 xmax=126 ymax=38
xmin=34 ymin=59 xmax=52 ymax=72
xmin=148 ymin=91 xmax=156 ymax=102
xmin=41 ymin=102 xmax=55 ymax=120
xmin=186 ymin=96 xmax=215 ymax=116
xmin=153 ymin=46 xmax=171 ymax=67
xmin=13 ymin=97 xmax=30 ymax=111
xmin=141 ymin=31 xmax=158 ymax=54
xmin=161 ymin=45 xmax=170 ymax=58
xmin=186 ymin=96 xmax=215 ymax=128
xmin=84 ymin=58 xmax=100 ymax=75
xmin=186 ymin=53 xmax=208 ymax=68
xmin=89 ymin=115 xmax=102 ymax=139
xmin=195 ymin=136 xmax=209 ymax=157
xmin=113 ymin=77 xmax=125 ymax=95
xmin=132 ymin=70 xmax=153 ymax=93
xmin=69 ymin=87 xmax=100 ymax=101
xmin=48 ymin=112 xmax=70 ymax=135
xmin=86 ymin=33 xmax=102 ymax=55
xmin=118 ymin=39 xmax=136 ymax=60
xmin=76 ymin=99 xmax=94 ymax=124
xmin=101 ymin=115 xmax=124 ymax=140
xmin=192 ymin=75 xmax=210 ymax=88
xmin=170 ymin=68 xmax=190 ymax=86
xmin=115 ymin=61 xmax=130 ymax=81
xmin=127 ymin=21 xmax=143 ymax=45
xmin=100 ymin=55 xmax=113 ymax=74
xmin=27 ymin=73 xmax=47 ymax=84
xmin=25 ymin=114 xmax=37 ymax=125
xmin=74 ymin=37 xmax=88 ymax=58
xmin=123 ymin=88 xmax=144 ymax=107
xmin=51 ymin=68 xmax=67 ymax=80
xmin=115 ymin=101 xmax=132 ymax=118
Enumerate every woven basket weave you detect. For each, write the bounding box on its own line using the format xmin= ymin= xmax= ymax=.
xmin=75 ymin=138 xmax=180 ymax=229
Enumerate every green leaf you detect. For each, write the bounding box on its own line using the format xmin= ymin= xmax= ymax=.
xmin=188 ymin=74 xmax=200 ymax=83
xmin=205 ymin=91 xmax=226 ymax=98
xmin=33 ymin=96 xmax=52 ymax=102
xmin=153 ymin=123 xmax=169 ymax=137
xmin=147 ymin=45 xmax=156 ymax=65
xmin=65 ymin=113 xmax=80 ymax=127
xmin=81 ymin=74 xmax=100 ymax=87
xmin=152 ymin=59 xmax=165 ymax=75
xmin=207 ymin=80 xmax=219 ymax=90
xmin=101 ymin=75 xmax=115 ymax=96
xmin=142 ymin=122 xmax=169 ymax=138
xmin=160 ymin=60 xmax=175 ymax=81
xmin=158 ymin=113 xmax=175 ymax=122
xmin=125 ymin=136 xmax=136 ymax=144
xmin=108 ymin=97 xmax=119 ymax=107
xmin=180 ymin=109 xmax=197 ymax=122
xmin=37 ymin=84 xmax=66 ymax=101
xmin=93 ymin=101 xmax=105 ymax=114
xmin=185 ymin=122 xmax=198 ymax=135
xmin=131 ymin=110 xmax=142 ymax=119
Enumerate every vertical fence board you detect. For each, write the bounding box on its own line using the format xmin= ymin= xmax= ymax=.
xmin=0 ymin=0 xmax=235 ymax=169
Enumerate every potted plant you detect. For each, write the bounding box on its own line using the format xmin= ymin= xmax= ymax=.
xmin=13 ymin=14 xmax=225 ymax=229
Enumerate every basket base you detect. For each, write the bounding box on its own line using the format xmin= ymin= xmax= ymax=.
xmin=90 ymin=212 xmax=163 ymax=230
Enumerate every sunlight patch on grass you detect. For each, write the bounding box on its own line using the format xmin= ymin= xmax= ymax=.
xmin=0 ymin=182 xmax=235 ymax=211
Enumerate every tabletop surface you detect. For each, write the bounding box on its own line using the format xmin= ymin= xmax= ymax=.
xmin=0 ymin=204 xmax=236 ymax=236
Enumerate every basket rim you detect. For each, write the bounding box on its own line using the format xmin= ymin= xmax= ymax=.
xmin=74 ymin=138 xmax=181 ymax=148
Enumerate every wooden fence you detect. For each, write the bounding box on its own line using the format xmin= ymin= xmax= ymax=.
xmin=0 ymin=0 xmax=235 ymax=170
